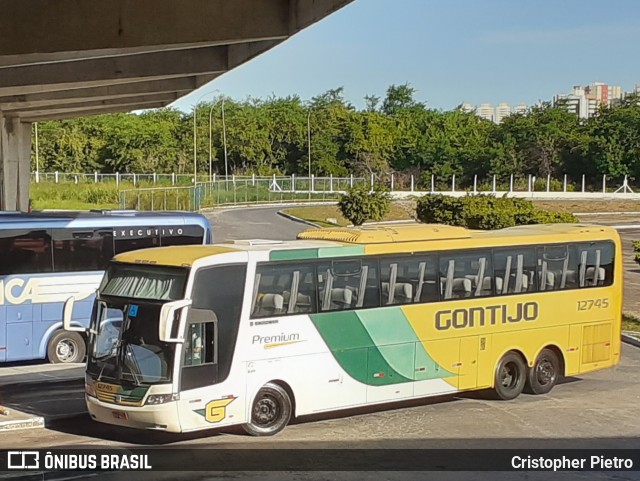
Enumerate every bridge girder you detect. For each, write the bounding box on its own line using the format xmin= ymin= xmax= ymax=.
xmin=0 ymin=0 xmax=354 ymax=210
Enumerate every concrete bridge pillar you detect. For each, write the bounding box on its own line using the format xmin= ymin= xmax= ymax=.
xmin=0 ymin=113 xmax=31 ymax=211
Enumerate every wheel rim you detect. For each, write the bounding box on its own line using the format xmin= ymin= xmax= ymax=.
xmin=56 ymin=338 xmax=78 ymax=362
xmin=500 ymin=361 xmax=520 ymax=390
xmin=536 ymin=358 xmax=556 ymax=386
xmin=253 ymin=395 xmax=280 ymax=427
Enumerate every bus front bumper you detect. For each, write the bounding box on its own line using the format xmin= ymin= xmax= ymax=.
xmin=86 ymin=395 xmax=181 ymax=433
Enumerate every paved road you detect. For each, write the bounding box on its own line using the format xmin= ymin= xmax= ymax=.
xmin=204 ymin=206 xmax=311 ymax=242
xmin=2 ymin=344 xmax=640 ymax=481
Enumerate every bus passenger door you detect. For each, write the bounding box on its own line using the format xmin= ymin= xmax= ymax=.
xmin=177 ymin=264 xmax=247 ymax=431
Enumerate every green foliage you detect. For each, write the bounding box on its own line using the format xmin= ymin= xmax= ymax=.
xmin=30 ymin=183 xmax=119 ymax=209
xmin=337 ymin=185 xmax=391 ymax=226
xmin=28 ymin=86 xmax=640 ymax=194
xmin=633 ymin=241 xmax=640 ymax=266
xmin=415 ymin=194 xmax=578 ymax=230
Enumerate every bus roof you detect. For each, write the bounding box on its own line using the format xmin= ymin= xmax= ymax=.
xmin=298 ymin=223 xmax=618 ymax=243
xmin=0 ymin=210 xmax=210 ymax=229
xmin=111 ymin=223 xmax=619 ymax=267
xmin=297 ymin=224 xmax=471 ymax=243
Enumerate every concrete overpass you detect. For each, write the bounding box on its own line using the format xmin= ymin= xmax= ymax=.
xmin=0 ymin=0 xmax=354 ymax=211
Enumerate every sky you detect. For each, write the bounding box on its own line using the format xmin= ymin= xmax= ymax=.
xmin=171 ymin=0 xmax=640 ymax=113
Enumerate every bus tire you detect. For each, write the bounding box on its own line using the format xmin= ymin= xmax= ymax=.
xmin=525 ymin=348 xmax=560 ymax=395
xmin=243 ymin=383 xmax=292 ymax=436
xmin=492 ymin=352 xmax=526 ymax=400
xmin=47 ymin=330 xmax=86 ymax=364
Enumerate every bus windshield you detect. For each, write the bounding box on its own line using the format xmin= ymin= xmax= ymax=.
xmin=88 ymin=300 xmax=176 ymax=385
xmin=87 ymin=263 xmax=190 ymax=385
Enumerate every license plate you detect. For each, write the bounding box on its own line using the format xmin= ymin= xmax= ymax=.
xmin=112 ymin=411 xmax=128 ymax=420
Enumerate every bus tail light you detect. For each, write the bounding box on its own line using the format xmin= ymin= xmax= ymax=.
xmin=146 ymin=393 xmax=180 ymax=405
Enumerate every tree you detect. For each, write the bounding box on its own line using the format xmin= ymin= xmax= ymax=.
xmin=337 ymin=184 xmax=391 ymax=226
xmin=381 ymin=83 xmax=423 ymax=116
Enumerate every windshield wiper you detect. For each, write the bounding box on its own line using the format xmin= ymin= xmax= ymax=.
xmin=94 ymin=337 xmax=123 ymax=381
xmin=123 ymin=343 xmax=143 ymax=386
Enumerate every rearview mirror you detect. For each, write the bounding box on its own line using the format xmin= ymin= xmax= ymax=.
xmin=159 ymin=299 xmax=192 ymax=343
xmin=63 ymin=296 xmax=87 ymax=332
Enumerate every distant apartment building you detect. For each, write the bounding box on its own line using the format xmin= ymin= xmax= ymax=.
xmin=494 ymin=102 xmax=512 ymax=124
xmin=475 ymin=103 xmax=494 ymax=122
xmin=513 ymin=103 xmax=528 ymax=115
xmin=460 ymin=102 xmax=527 ymax=124
xmin=555 ymin=82 xmax=623 ymax=118
xmin=460 ymin=103 xmax=475 ymax=114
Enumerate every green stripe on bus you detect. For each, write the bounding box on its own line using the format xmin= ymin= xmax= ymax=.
xmin=270 ymin=249 xmax=319 ymax=261
xmin=356 ymin=308 xmax=453 ymax=380
xmin=311 ymin=309 xmax=454 ymax=385
xmin=270 ymin=245 xmax=366 ymax=262
xmin=310 ymin=310 xmax=412 ymax=385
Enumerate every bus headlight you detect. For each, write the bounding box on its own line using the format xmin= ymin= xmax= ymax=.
xmin=85 ymin=382 xmax=96 ymax=398
xmin=145 ymin=393 xmax=179 ymax=405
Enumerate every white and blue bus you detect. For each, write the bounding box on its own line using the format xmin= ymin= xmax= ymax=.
xmin=0 ymin=210 xmax=212 ymax=364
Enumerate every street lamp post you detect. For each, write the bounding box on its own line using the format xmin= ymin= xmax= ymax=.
xmin=222 ymin=97 xmax=228 ymax=182
xmin=307 ymin=110 xmax=312 ymax=195
xmin=192 ymin=89 xmax=219 ymax=184
xmin=34 ymin=122 xmax=39 ymax=183
xmin=207 ymin=96 xmax=228 ymax=183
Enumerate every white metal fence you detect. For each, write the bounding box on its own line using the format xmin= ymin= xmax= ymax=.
xmin=111 ymin=173 xmax=640 ymax=211
xmin=32 ymin=171 xmax=637 ymax=194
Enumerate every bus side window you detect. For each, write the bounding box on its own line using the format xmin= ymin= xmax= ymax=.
xmin=537 ymin=244 xmax=579 ymax=291
xmin=317 ymin=259 xmax=378 ymax=311
xmin=184 ymin=322 xmax=215 ymax=367
xmin=52 ymin=229 xmax=113 ymax=272
xmin=114 ymin=231 xmax=159 ymax=255
xmin=439 ymin=250 xmax=493 ymax=300
xmin=160 ymin=225 xmax=205 ymax=246
xmin=380 ymin=255 xmax=437 ymax=305
xmin=252 ymin=263 xmax=316 ymax=318
xmin=493 ymin=248 xmax=537 ymax=295
xmin=577 ymin=241 xmax=615 ymax=288
xmin=0 ymin=230 xmax=53 ymax=275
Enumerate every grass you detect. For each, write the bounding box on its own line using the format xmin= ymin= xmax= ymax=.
xmin=532 ymin=200 xmax=640 ymax=213
xmin=282 ymin=199 xmax=640 ymax=228
xmin=27 ymin=181 xmax=640 ymax=214
xmin=32 ymin=199 xmax=118 ymax=211
xmin=283 ymin=202 xmax=415 ymax=227
xmin=622 ymin=314 xmax=640 ymax=333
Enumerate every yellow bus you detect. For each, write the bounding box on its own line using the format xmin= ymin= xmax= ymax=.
xmin=65 ymin=223 xmax=622 ymax=435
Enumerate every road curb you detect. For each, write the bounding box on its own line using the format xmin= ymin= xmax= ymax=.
xmin=276 ymin=210 xmax=321 ymax=228
xmin=622 ymin=333 xmax=640 ymax=348
xmin=0 ymin=412 xmax=44 ymax=432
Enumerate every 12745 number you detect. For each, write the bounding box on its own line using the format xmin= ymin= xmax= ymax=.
xmin=577 ymin=299 xmax=609 ymax=311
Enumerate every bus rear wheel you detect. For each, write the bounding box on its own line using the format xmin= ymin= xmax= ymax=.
xmin=48 ymin=330 xmax=86 ymax=364
xmin=525 ymin=348 xmax=560 ymax=395
xmin=492 ymin=352 xmax=526 ymax=400
xmin=243 ymin=383 xmax=292 ymax=436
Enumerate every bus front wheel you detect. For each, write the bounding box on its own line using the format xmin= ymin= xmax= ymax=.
xmin=525 ymin=348 xmax=560 ymax=395
xmin=48 ymin=330 xmax=86 ymax=364
xmin=243 ymin=383 xmax=292 ymax=436
xmin=492 ymin=352 xmax=526 ymax=400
